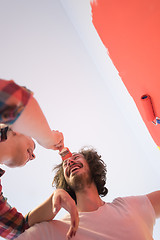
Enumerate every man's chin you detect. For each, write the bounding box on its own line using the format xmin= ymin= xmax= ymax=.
xmin=69 ymin=172 xmax=92 ymax=192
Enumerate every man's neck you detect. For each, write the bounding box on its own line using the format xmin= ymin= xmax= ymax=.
xmin=75 ymin=182 xmax=104 ymax=212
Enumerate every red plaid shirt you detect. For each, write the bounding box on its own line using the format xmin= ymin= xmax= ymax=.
xmin=0 ymin=79 xmax=32 ymax=125
xmin=0 ymin=169 xmax=29 ymax=239
xmin=0 ymin=79 xmax=32 ymax=238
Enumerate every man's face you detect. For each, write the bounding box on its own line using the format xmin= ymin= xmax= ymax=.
xmin=63 ymin=153 xmax=92 ymax=191
xmin=4 ymin=130 xmax=36 ymax=167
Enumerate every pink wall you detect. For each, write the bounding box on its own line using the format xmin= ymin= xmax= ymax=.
xmin=91 ymin=0 xmax=160 ymax=147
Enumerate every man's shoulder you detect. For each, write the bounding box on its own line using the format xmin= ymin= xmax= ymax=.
xmin=110 ymin=195 xmax=149 ymax=209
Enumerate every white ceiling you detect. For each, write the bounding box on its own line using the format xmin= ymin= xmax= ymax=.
xmin=0 ymin=0 xmax=159 ymax=239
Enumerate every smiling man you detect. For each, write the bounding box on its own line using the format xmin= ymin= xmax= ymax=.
xmin=15 ymin=147 xmax=160 ymax=240
xmin=63 ymin=153 xmax=92 ymax=192
xmin=61 ymin=151 xmax=107 ymax=211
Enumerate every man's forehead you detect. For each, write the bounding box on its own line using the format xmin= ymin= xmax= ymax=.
xmin=72 ymin=152 xmax=79 ymax=156
xmin=33 ymin=141 xmax=36 ymax=150
xmin=62 ymin=153 xmax=84 ymax=164
xmin=71 ymin=152 xmax=84 ymax=157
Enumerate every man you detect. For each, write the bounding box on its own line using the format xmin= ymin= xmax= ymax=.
xmin=0 ymin=79 xmax=64 ymax=153
xmin=15 ymin=147 xmax=160 ymax=239
xmin=0 ymin=126 xmax=36 ymax=167
xmin=0 ymin=78 xmax=65 ymax=239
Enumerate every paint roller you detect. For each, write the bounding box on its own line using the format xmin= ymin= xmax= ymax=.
xmin=141 ymin=94 xmax=156 ymax=122
xmin=59 ymin=147 xmax=72 ymax=161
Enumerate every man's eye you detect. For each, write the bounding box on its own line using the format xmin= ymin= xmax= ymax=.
xmin=63 ymin=162 xmax=67 ymax=167
xmin=12 ymin=131 xmax=17 ymax=136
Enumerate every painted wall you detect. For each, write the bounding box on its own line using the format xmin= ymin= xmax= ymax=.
xmin=91 ymin=0 xmax=160 ymax=148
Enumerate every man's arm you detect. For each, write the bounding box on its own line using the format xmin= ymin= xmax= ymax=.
xmin=0 ymin=184 xmax=78 ymax=240
xmin=28 ymin=189 xmax=79 ymax=240
xmin=146 ymin=191 xmax=160 ymax=218
xmin=0 ymin=79 xmax=64 ymax=150
xmin=11 ymin=96 xmax=64 ymax=150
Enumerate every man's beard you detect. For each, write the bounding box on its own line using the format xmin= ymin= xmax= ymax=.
xmin=68 ymin=170 xmax=92 ymax=192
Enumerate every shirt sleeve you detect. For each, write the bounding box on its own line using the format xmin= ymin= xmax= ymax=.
xmin=0 ymin=79 xmax=33 ymax=125
xmin=0 ymin=178 xmax=29 ymax=239
xmin=115 ymin=195 xmax=156 ymax=232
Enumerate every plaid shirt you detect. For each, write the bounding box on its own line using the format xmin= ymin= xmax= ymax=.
xmin=0 ymin=169 xmax=29 ymax=239
xmin=0 ymin=79 xmax=31 ymax=238
xmin=0 ymin=79 xmax=32 ymax=125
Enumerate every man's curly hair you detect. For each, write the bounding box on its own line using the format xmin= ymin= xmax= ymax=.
xmin=52 ymin=147 xmax=108 ymax=203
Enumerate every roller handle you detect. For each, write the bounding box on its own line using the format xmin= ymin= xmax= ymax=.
xmin=141 ymin=95 xmax=156 ymax=122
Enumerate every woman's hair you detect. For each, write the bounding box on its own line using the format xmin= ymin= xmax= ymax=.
xmin=52 ymin=147 xmax=108 ymax=203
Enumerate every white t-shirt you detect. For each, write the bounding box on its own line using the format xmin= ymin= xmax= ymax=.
xmin=16 ymin=195 xmax=156 ymax=240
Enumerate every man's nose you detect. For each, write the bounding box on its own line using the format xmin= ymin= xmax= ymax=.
xmin=67 ymin=158 xmax=75 ymax=166
xmin=29 ymin=152 xmax=36 ymax=160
